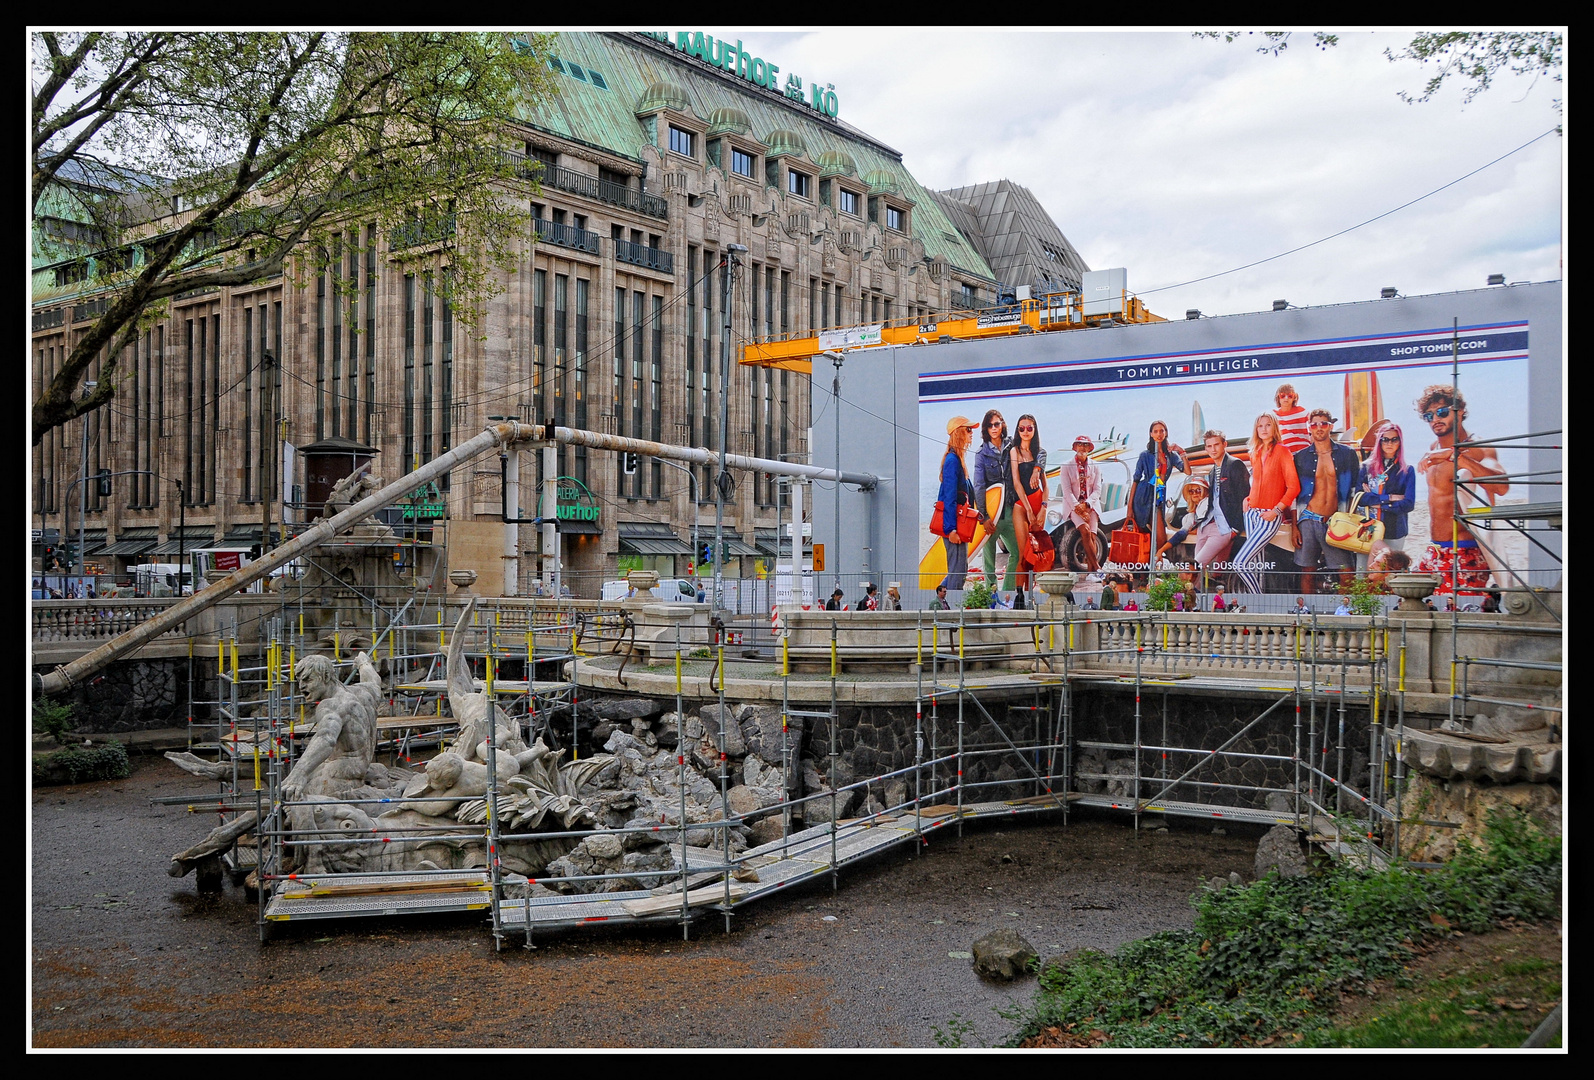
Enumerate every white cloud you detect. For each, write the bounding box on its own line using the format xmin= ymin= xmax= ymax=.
xmin=711 ymin=28 xmax=1564 ymax=316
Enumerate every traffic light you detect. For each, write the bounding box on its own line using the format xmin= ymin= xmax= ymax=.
xmin=96 ymin=468 xmax=112 ymax=497
xmin=700 ymin=542 xmax=714 ymax=565
xmin=623 ymin=451 xmax=639 ymax=474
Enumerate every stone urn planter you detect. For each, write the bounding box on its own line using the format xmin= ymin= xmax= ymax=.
xmin=1386 ymin=572 xmax=1440 ymax=612
xmin=1033 ymin=570 xmax=1077 ymax=618
xmin=449 ymin=568 xmax=478 ymax=594
xmin=624 ymin=569 xmax=661 ymax=594
xmin=1034 ymin=570 xmax=1077 ymax=597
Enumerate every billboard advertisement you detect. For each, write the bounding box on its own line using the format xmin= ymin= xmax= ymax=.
xmin=917 ymin=320 xmax=1533 ymax=597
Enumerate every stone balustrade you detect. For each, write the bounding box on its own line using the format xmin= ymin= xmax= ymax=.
xmin=1080 ymin=612 xmax=1382 ymax=684
xmin=33 ymin=593 xmax=1559 ymax=723
xmin=31 ymin=598 xmax=188 ymax=645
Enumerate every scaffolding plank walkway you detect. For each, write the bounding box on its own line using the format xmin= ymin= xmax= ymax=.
xmin=264 ymin=871 xmax=495 ymax=922
xmin=259 ymin=796 xmax=1073 ymax=934
xmin=493 ymin=796 xmax=1074 ymax=933
xmin=1070 ymin=792 xmax=1302 ymax=827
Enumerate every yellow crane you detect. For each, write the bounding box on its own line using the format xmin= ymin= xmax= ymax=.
xmin=740 ymin=289 xmax=1166 ymax=372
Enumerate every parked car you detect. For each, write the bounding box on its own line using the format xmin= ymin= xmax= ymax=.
xmin=600 ymin=577 xmax=701 ymax=602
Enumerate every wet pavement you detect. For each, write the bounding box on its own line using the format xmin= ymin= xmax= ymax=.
xmin=32 ymin=754 xmax=1263 ymax=1048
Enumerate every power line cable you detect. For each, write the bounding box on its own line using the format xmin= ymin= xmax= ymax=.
xmin=1140 ymin=127 xmax=1561 ymax=297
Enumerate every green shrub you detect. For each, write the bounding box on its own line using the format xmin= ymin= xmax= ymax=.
xmin=999 ymin=808 xmax=1560 ymax=1047
xmin=32 ymin=696 xmax=75 ymax=743
xmin=1144 ymin=576 xmax=1180 ymax=612
xmin=962 ymin=580 xmax=994 ymax=610
xmin=1338 ymin=576 xmax=1386 ymax=616
xmin=32 ymin=740 xmax=130 ymax=786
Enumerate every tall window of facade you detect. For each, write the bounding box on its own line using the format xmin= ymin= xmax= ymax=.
xmin=421 ymin=271 xmax=434 ymax=463
xmin=684 ymin=247 xmax=696 ymax=469
xmin=241 ymin=306 xmax=253 ymax=501
xmin=650 ymin=295 xmax=662 ymax=497
xmin=329 ymin=234 xmax=342 ymax=438
xmin=364 ymin=225 xmax=376 ymax=445
xmin=630 ymin=289 xmax=644 ymax=498
xmin=533 ymin=269 xmax=547 ymax=423
xmin=403 ymin=274 xmax=415 ymax=469
xmin=315 ymin=262 xmax=326 ymax=440
xmin=553 ymin=273 xmax=568 ymax=479
xmin=613 ymin=283 xmax=625 ymax=490
xmin=574 ymin=277 xmax=588 ymax=485
xmin=439 ymin=270 xmax=453 ymax=490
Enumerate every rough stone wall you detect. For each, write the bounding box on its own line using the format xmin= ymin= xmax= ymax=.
xmin=803 ymin=702 xmax=1044 ymax=804
xmin=1386 ymin=774 xmax=1561 ymax=863
xmin=1069 ymin=688 xmax=1374 ymax=811
xmin=40 ymin=658 xmax=195 ymax=733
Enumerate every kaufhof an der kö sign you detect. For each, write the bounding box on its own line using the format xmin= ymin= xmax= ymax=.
xmin=641 ymin=32 xmax=839 ymax=118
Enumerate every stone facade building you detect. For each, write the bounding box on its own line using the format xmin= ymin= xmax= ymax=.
xmin=31 ymin=32 xmax=1087 ymax=596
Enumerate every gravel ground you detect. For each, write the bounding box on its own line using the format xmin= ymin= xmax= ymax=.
xmin=32 ymin=754 xmax=1264 ymax=1049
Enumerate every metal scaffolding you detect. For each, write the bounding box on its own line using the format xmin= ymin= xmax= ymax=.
xmin=165 ymin=598 xmax=1539 ymax=945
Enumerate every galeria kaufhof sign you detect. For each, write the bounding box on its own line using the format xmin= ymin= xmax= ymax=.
xmin=640 ymin=31 xmax=839 ymax=118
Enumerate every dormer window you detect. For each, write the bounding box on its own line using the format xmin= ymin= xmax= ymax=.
xmin=731 ymin=148 xmax=755 ymax=178
xmin=787 ymin=169 xmax=811 ymax=199
xmin=668 ymin=125 xmax=696 ymax=158
xmin=838 ymin=189 xmax=861 ymax=216
xmin=886 ymin=205 xmax=906 ymax=232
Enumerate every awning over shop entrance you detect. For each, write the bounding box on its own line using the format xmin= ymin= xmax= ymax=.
xmin=101 ymin=526 xmax=159 ymax=557
xmin=147 ymin=526 xmax=217 ymax=556
xmin=617 ymin=521 xmax=693 ymax=556
xmin=754 ymin=529 xmax=792 ymax=559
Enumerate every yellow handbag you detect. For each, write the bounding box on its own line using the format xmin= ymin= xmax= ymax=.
xmin=1325 ymin=492 xmax=1385 ymax=554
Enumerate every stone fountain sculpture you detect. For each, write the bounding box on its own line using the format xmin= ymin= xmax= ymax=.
xmin=165 ymin=605 xmax=616 ymax=886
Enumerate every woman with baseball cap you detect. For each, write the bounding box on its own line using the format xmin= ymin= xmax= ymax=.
xmin=935 ymin=415 xmax=980 ymax=591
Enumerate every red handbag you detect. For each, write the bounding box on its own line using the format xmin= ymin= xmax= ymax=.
xmin=930 ymin=500 xmax=980 ymax=544
xmin=1026 ymin=529 xmax=1056 ymax=572
xmin=1109 ymin=528 xmax=1151 ymax=567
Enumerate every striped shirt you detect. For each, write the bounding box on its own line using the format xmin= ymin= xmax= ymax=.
xmin=1275 ymin=406 xmax=1310 ymax=455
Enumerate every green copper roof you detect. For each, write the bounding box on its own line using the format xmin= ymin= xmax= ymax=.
xmin=518 ymin=32 xmax=993 ymax=280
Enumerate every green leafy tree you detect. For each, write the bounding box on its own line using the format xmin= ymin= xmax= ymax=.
xmin=31 ymin=31 xmax=558 ymax=443
xmin=1196 ymin=31 xmax=1562 ymax=114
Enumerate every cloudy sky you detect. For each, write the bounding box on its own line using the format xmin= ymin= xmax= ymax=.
xmin=705 ymin=28 xmax=1564 ymax=320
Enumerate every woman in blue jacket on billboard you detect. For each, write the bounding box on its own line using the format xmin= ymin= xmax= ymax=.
xmin=1126 ymin=420 xmax=1186 ymax=546
xmin=1357 ymin=421 xmax=1416 ymax=559
xmin=936 ymin=416 xmax=980 ymax=590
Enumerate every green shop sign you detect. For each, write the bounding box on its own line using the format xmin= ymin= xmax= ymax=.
xmin=641 ymin=31 xmax=839 ymax=119
xmin=556 ymin=482 xmax=600 ymax=524
xmin=401 ymin=480 xmax=446 ymax=521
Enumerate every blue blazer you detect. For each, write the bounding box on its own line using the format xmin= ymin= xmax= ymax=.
xmin=937 ymin=451 xmax=975 ymax=538
xmin=1130 ymin=447 xmax=1185 ymax=527
xmin=1356 ymin=462 xmax=1416 ymax=541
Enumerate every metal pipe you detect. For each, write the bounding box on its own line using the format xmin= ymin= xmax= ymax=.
xmin=538 ymin=424 xmax=876 ymax=488
xmin=35 ymin=422 xmax=528 ymax=696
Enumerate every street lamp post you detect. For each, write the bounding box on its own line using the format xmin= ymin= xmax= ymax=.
xmin=826 ymin=352 xmax=844 ymax=594
xmin=76 ymin=381 xmax=97 ymax=580
xmin=713 ymin=244 xmax=746 ymax=611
